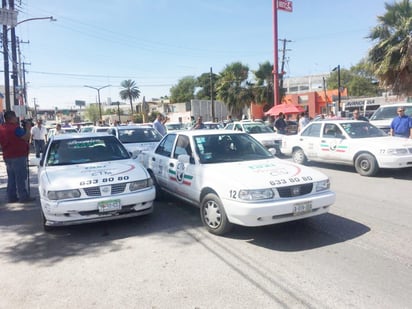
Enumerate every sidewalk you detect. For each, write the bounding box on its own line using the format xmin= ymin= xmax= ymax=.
xmin=0 ymin=151 xmax=39 ymax=205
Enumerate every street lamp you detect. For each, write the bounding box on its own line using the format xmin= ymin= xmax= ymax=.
xmin=2 ymin=16 xmax=56 ymax=111
xmin=84 ymin=85 xmax=111 ymax=122
xmin=332 ymin=65 xmax=341 ymax=113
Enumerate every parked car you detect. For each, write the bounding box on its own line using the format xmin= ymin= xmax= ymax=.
xmin=281 ymin=119 xmax=412 ymax=176
xmin=224 ymin=120 xmax=284 ymax=154
xmin=38 ymin=133 xmax=155 ymax=230
xmin=165 ymin=122 xmax=185 ymax=132
xmin=91 ymin=126 xmax=111 ymax=133
xmin=369 ymin=103 xmax=412 ymax=133
xmin=107 ymin=125 xmax=163 ymax=156
xmin=46 ymin=127 xmax=78 ymax=139
xmin=143 ymin=130 xmax=335 ymax=235
xmin=203 ymin=122 xmax=224 ymax=130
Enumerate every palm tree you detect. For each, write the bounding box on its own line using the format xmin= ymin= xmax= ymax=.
xmin=252 ymin=61 xmax=274 ymax=107
xmin=119 ymin=80 xmax=141 ymax=116
xmin=216 ymin=62 xmax=253 ymax=118
xmin=368 ymin=0 xmax=412 ymax=96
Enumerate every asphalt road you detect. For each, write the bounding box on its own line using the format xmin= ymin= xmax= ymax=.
xmin=0 ymin=160 xmax=411 ymax=308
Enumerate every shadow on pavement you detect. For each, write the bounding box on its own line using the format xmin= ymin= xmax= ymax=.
xmin=0 ymin=188 xmax=370 ymax=265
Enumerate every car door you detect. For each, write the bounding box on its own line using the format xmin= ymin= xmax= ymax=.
xmin=298 ymin=123 xmax=323 ymax=161
xmin=320 ymin=124 xmax=347 ymax=162
xmin=169 ymin=135 xmax=198 ymax=202
xmin=150 ymin=134 xmax=176 ymax=190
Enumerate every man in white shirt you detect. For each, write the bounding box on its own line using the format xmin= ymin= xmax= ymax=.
xmin=30 ymin=119 xmax=48 ymax=158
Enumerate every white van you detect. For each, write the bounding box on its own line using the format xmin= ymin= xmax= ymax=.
xmin=369 ymin=103 xmax=412 ymax=133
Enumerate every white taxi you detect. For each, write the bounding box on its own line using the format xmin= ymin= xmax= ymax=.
xmin=38 ymin=133 xmax=155 ymax=230
xmin=224 ymin=120 xmax=284 ymax=154
xmin=281 ymin=120 xmax=412 ymax=176
xmin=107 ymin=125 xmax=163 ymax=155
xmin=143 ymin=130 xmax=335 ymax=235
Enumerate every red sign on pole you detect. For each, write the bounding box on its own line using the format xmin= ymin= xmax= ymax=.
xmin=277 ymin=0 xmax=293 ymax=12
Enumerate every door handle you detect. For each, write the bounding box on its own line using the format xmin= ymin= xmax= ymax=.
xmin=169 ymin=162 xmax=174 ymax=168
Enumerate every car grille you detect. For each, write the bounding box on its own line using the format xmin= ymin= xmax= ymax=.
xmin=277 ymin=183 xmax=313 ymax=197
xmin=84 ymin=183 xmax=127 ymax=197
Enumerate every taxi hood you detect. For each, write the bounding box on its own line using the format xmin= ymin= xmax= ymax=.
xmin=203 ymin=158 xmax=328 ymax=188
xmin=41 ymin=160 xmax=148 ymax=190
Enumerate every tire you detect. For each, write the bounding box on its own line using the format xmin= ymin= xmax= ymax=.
xmin=354 ymin=153 xmax=379 ymax=176
xmin=149 ymin=170 xmax=164 ymax=200
xmin=200 ymin=193 xmax=233 ymax=236
xmin=292 ymin=148 xmax=307 ymax=165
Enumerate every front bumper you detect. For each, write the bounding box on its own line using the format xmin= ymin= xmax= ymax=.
xmin=41 ymin=187 xmax=155 ymax=227
xmin=222 ymin=190 xmax=335 ymax=227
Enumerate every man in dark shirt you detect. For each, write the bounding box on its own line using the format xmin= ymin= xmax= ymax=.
xmin=274 ymin=112 xmax=287 ymax=134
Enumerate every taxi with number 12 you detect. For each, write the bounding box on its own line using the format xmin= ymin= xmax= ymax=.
xmin=143 ymin=130 xmax=335 ymax=235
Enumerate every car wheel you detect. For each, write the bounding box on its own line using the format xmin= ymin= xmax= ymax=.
xmin=292 ymin=148 xmax=307 ymax=165
xmin=200 ymin=193 xmax=232 ymax=236
xmin=149 ymin=170 xmax=164 ymax=200
xmin=354 ymin=153 xmax=379 ymax=176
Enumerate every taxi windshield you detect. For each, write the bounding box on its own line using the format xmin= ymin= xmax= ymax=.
xmin=45 ymin=136 xmax=130 ymax=166
xmin=194 ymin=133 xmax=273 ymax=163
xmin=341 ymin=122 xmax=386 ymax=138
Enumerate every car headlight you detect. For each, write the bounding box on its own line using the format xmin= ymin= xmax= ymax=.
xmin=315 ymin=179 xmax=330 ymax=192
xmin=129 ymin=178 xmax=153 ymax=191
xmin=385 ymin=148 xmax=408 ymax=155
xmin=47 ymin=189 xmax=81 ymax=200
xmin=238 ymin=189 xmax=274 ymax=201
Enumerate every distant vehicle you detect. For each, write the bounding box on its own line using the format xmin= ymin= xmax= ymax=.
xmin=107 ymin=125 xmax=163 ymax=155
xmin=203 ymin=122 xmax=224 ymax=129
xmin=46 ymin=127 xmax=78 ymax=139
xmin=224 ymin=120 xmax=284 ymax=154
xmin=38 ymin=133 xmax=155 ymax=230
xmin=165 ymin=122 xmax=185 ymax=132
xmin=285 ymin=120 xmax=298 ymax=135
xmin=369 ymin=103 xmax=412 ymax=133
xmin=92 ymin=126 xmax=111 ymax=133
xmin=281 ymin=119 xmax=412 ymax=176
xmin=143 ymin=130 xmax=335 ymax=235
xmin=79 ymin=126 xmax=94 ymax=133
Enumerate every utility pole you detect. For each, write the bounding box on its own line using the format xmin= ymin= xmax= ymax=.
xmin=10 ymin=0 xmax=19 ymax=106
xmin=22 ymin=62 xmax=30 ymax=106
xmin=2 ymin=0 xmax=11 ymax=111
xmin=278 ymin=38 xmax=291 ymax=103
xmin=210 ymin=67 xmax=215 ymax=121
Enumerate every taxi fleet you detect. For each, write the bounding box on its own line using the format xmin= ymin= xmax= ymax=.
xmin=281 ymin=120 xmax=412 ymax=176
xmin=143 ymin=130 xmax=335 ymax=235
xmin=38 ymin=133 xmax=155 ymax=230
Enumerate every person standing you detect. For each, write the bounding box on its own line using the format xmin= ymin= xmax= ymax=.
xmin=298 ymin=112 xmax=310 ymax=132
xmin=192 ymin=116 xmax=205 ymax=129
xmin=274 ymin=113 xmax=287 ymax=134
xmin=351 ymin=109 xmax=369 ymax=122
xmin=153 ymin=114 xmax=167 ymax=136
xmin=30 ymin=119 xmax=47 ymax=158
xmin=0 ymin=111 xmax=34 ymax=203
xmin=389 ymin=107 xmax=412 ymax=138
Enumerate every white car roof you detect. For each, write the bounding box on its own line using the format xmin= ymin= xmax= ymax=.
xmin=50 ymin=132 xmax=110 ymax=140
xmin=168 ymin=129 xmax=245 ymax=138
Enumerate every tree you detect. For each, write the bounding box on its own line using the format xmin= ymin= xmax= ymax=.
xmin=119 ymin=80 xmax=140 ymax=116
xmin=170 ymin=76 xmax=196 ymax=103
xmin=327 ymin=61 xmax=381 ymax=97
xmin=196 ymin=72 xmax=219 ymax=100
xmin=84 ymin=104 xmax=100 ymax=124
xmin=368 ymin=0 xmax=412 ymax=96
xmin=252 ymin=61 xmax=274 ymax=107
xmin=216 ymin=62 xmax=252 ymax=118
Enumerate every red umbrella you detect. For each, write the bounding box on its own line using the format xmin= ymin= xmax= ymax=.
xmin=264 ymin=103 xmax=305 ymax=116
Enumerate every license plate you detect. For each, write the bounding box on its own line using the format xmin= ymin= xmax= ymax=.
xmin=293 ymin=201 xmax=312 ymax=216
xmin=98 ymin=199 xmax=121 ymax=212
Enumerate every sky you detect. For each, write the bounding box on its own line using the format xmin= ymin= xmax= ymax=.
xmin=7 ymin=0 xmax=389 ymax=110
